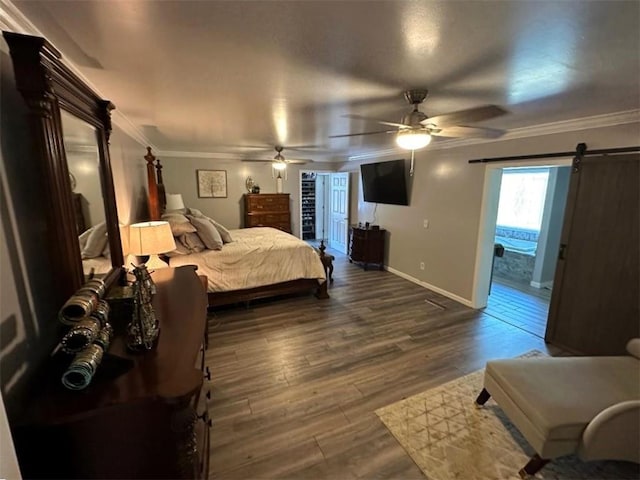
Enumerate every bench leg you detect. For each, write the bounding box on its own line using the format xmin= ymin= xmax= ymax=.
xmin=518 ymin=454 xmax=549 ymax=478
xmin=474 ymin=387 xmax=491 ymax=407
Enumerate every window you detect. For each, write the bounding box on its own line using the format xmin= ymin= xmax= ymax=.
xmin=495 ymin=168 xmax=550 ymax=255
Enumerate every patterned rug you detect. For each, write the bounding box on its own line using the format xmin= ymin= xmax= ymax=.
xmin=376 ymin=352 xmax=639 ymax=480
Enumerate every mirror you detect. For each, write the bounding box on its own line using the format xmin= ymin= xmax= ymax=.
xmin=60 ymin=111 xmax=115 ymax=279
xmin=3 ymin=31 xmax=124 ymax=304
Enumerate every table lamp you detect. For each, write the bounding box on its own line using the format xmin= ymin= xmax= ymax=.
xmin=165 ymin=193 xmax=185 ymax=212
xmin=128 ymin=221 xmax=176 ymax=269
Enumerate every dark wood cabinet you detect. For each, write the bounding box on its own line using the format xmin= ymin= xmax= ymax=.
xmin=244 ymin=193 xmax=291 ymax=233
xmin=349 ymin=226 xmax=386 ymax=270
xmin=13 ymin=266 xmax=210 ymax=479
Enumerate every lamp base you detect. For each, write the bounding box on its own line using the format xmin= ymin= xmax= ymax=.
xmin=144 ymin=254 xmax=169 ymax=270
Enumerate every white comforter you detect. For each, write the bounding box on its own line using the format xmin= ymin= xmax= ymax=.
xmin=169 ymin=227 xmax=326 ymax=292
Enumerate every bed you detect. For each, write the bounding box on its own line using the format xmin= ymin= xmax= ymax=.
xmin=144 ymin=148 xmax=329 ymax=307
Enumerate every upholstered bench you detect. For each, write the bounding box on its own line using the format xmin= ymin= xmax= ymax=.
xmin=475 ymin=340 xmax=640 ymax=478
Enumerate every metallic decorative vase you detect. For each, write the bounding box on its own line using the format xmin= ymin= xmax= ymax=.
xmin=126 ymin=265 xmax=160 ymax=351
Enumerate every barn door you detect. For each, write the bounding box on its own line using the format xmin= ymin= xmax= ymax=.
xmin=545 ymin=154 xmax=639 ymax=355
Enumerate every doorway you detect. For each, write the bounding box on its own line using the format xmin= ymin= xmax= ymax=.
xmin=299 ymin=171 xmax=350 ymax=254
xmin=473 ymin=160 xmax=572 ymax=337
xmin=301 ymin=172 xmax=329 ymax=246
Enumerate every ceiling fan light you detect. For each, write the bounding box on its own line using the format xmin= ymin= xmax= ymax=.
xmin=396 ymin=130 xmax=432 ymax=150
xmin=272 ymin=161 xmax=287 ymax=171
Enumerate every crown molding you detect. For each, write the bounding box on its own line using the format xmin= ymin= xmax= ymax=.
xmin=348 ymin=109 xmax=640 ymax=161
xmin=1 ymin=0 xmax=153 ymax=150
xmin=110 ymin=111 xmax=156 ymax=150
xmin=4 ymin=0 xmax=637 ymax=162
xmin=161 ymin=109 xmax=640 ymax=161
xmin=0 ymin=0 xmax=36 ymax=32
xmin=157 ymin=150 xmax=246 ymax=160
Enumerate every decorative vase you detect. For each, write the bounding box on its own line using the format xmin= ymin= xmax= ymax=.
xmin=276 ymin=174 xmax=283 ymax=193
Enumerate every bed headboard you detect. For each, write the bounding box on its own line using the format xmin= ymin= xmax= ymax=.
xmin=145 ymin=147 xmax=166 ymax=220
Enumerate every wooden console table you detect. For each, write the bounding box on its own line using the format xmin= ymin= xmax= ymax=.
xmin=13 ymin=266 xmax=210 ymax=479
xmin=349 ymin=226 xmax=386 ymax=270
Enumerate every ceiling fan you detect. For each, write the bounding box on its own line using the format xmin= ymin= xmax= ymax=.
xmin=242 ymin=146 xmax=314 ymax=170
xmin=330 ymin=89 xmax=508 ymax=150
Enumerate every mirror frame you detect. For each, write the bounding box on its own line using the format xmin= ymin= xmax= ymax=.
xmin=3 ymin=31 xmax=123 ymax=301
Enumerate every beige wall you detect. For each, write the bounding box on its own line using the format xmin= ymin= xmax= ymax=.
xmin=160 ymin=157 xmax=335 ymax=236
xmin=339 ymin=122 xmax=640 ymax=304
xmin=110 ymin=127 xmax=151 ymax=227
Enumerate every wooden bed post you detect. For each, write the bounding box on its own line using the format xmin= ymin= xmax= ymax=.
xmin=155 ymin=157 xmax=167 ymax=214
xmin=145 ymin=147 xmax=161 ymax=220
xmin=316 ymin=280 xmax=329 ymax=299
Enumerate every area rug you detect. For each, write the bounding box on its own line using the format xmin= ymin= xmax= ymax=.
xmin=375 ymin=351 xmax=639 ymax=480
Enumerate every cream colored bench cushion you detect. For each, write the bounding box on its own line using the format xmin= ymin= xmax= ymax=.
xmin=486 ymin=356 xmax=640 ymax=442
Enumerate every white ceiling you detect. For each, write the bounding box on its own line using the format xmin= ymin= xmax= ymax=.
xmin=8 ymin=0 xmax=640 ymax=162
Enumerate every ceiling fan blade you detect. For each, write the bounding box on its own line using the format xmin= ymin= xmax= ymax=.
xmin=241 ymin=158 xmax=313 ymax=164
xmin=422 ymin=105 xmax=507 ymax=128
xmin=286 ymin=159 xmax=314 ymax=164
xmin=431 ymin=125 xmax=506 ymax=139
xmin=283 ymin=144 xmax=325 ymax=149
xmin=343 ymin=114 xmax=408 ymax=129
xmin=329 ymin=129 xmax=396 ymax=139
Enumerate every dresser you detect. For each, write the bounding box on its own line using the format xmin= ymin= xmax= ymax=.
xmin=349 ymin=226 xmax=386 ymax=270
xmin=13 ymin=266 xmax=211 ymax=479
xmin=244 ymin=193 xmax=291 ymax=233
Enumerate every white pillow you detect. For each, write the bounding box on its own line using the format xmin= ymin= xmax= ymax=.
xmin=161 ymin=212 xmax=197 ymax=236
xmin=81 ymin=222 xmax=108 ymax=259
xmin=78 ymin=228 xmax=91 ymax=250
xmin=626 ymin=338 xmax=640 ymax=359
xmin=188 ymin=215 xmax=223 ymax=250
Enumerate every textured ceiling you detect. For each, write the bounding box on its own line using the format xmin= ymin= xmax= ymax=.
xmin=9 ymin=0 xmax=640 ymax=161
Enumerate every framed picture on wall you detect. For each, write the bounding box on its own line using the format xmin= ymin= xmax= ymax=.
xmin=197 ymin=170 xmax=227 ymax=198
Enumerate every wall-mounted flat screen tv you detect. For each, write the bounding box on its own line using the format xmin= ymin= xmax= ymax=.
xmin=360 ymin=159 xmax=409 ymax=206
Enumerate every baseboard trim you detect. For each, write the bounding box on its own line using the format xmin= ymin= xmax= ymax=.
xmin=385 ymin=266 xmax=475 ymax=308
xmin=530 ymin=280 xmax=553 ymax=289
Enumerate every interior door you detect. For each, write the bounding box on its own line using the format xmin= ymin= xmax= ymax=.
xmin=328 ymin=172 xmax=349 ymax=254
xmin=545 ymin=154 xmax=639 ymax=355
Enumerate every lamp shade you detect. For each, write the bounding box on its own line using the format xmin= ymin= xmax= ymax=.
xmin=165 ymin=193 xmax=185 ymax=211
xmin=129 ymin=221 xmax=176 ymax=256
xmin=396 ymin=129 xmax=432 ymax=150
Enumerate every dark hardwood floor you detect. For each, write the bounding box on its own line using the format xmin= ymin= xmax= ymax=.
xmin=484 ymin=276 xmax=551 ymax=338
xmin=205 ymin=252 xmax=561 ymax=479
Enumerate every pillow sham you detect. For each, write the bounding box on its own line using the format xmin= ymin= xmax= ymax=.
xmin=78 ymin=228 xmax=92 ymax=250
xmin=187 ymin=208 xmax=233 ymax=243
xmin=161 ymin=212 xmax=197 ymax=236
xmin=210 ymin=218 xmax=233 ymax=243
xmin=187 ymin=215 xmax=223 ymax=250
xmin=81 ymin=222 xmax=108 ymax=259
xmin=178 ymin=232 xmax=206 ymax=253
xmin=187 ymin=208 xmax=205 ymax=218
xmin=165 ymin=241 xmax=192 ymax=257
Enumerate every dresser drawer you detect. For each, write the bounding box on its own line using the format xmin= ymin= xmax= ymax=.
xmin=247 ymin=213 xmax=289 ymax=226
xmin=246 ymin=195 xmax=289 ymax=212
